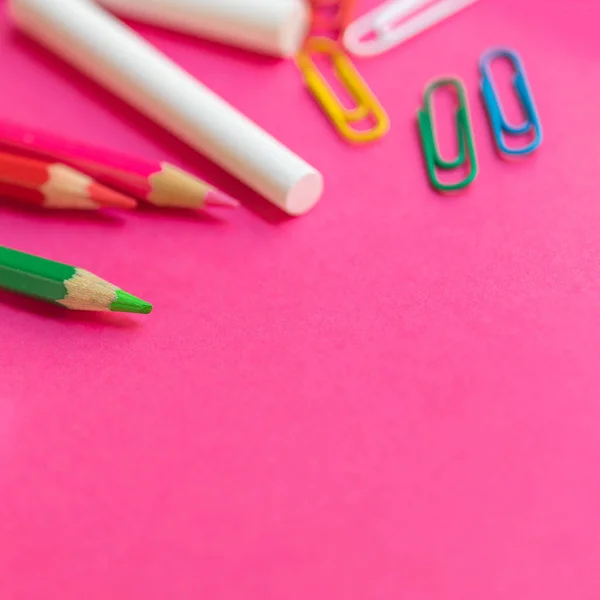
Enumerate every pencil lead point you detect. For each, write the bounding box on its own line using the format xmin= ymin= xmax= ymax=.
xmin=205 ymin=189 xmax=240 ymax=209
xmin=90 ymin=183 xmax=138 ymax=210
xmin=111 ymin=289 xmax=153 ymax=314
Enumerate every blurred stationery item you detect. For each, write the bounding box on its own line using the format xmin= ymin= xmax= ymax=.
xmin=310 ymin=0 xmax=357 ymax=38
xmin=0 ymin=121 xmax=239 ymax=210
xmin=10 ymin=0 xmax=323 ymax=216
xmin=97 ymin=0 xmax=310 ymax=58
xmin=0 ymin=245 xmax=152 ymax=314
xmin=343 ymin=0 xmax=480 ymax=57
xmin=295 ymin=37 xmax=389 ymax=143
xmin=0 ymin=150 xmax=137 ymax=210
xmin=480 ymin=47 xmax=543 ymax=157
xmin=417 ymin=77 xmax=477 ymax=192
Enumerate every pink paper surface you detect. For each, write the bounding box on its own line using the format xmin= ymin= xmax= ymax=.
xmin=2 ymin=0 xmax=600 ymax=597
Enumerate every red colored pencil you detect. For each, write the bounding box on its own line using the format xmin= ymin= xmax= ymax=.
xmin=0 ymin=180 xmax=93 ymax=210
xmin=0 ymin=151 xmax=137 ymax=210
xmin=0 ymin=121 xmax=240 ymax=210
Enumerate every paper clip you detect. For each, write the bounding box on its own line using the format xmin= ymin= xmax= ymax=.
xmin=418 ymin=78 xmax=477 ymax=192
xmin=343 ymin=0 xmax=479 ymax=58
xmin=295 ymin=37 xmax=390 ymax=144
xmin=479 ymin=48 xmax=542 ymax=157
xmin=310 ymin=0 xmax=357 ymax=37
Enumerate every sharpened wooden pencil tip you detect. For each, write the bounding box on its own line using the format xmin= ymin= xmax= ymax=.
xmin=110 ymin=289 xmax=153 ymax=314
xmin=148 ymin=165 xmax=241 ymax=210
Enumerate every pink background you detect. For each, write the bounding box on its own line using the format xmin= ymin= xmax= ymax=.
xmin=2 ymin=0 xmax=600 ymax=597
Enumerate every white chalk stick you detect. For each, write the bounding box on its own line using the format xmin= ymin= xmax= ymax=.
xmin=97 ymin=0 xmax=311 ymax=58
xmin=11 ymin=0 xmax=323 ymax=216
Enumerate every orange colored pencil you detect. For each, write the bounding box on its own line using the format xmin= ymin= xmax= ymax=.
xmin=310 ymin=0 xmax=357 ymax=36
xmin=0 ymin=151 xmax=137 ymax=210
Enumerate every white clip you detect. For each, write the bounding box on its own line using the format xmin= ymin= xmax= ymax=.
xmin=343 ymin=0 xmax=480 ymax=58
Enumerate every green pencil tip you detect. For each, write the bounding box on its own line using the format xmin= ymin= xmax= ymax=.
xmin=111 ymin=289 xmax=153 ymax=315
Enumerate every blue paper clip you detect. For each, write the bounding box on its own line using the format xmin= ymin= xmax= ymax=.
xmin=479 ymin=48 xmax=542 ymax=157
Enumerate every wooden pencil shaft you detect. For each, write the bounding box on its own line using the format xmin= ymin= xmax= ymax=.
xmin=0 ymin=151 xmax=50 ymax=186
xmin=0 ymin=121 xmax=156 ymax=198
xmin=0 ymin=150 xmax=137 ymax=209
xmin=10 ymin=0 xmax=323 ymax=215
xmin=0 ymin=245 xmax=74 ymax=303
xmin=97 ymin=0 xmax=310 ymax=58
xmin=3 ymin=144 xmax=165 ymax=202
xmin=0 ymin=181 xmax=45 ymax=205
xmin=0 ymin=120 xmax=157 ymax=180
xmin=0 ymin=151 xmax=88 ymax=193
xmin=0 ymin=180 xmax=96 ymax=210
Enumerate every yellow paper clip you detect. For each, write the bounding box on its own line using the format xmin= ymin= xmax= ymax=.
xmin=295 ymin=37 xmax=390 ymax=144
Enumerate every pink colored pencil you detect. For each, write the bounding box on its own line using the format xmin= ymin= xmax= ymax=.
xmin=0 ymin=121 xmax=240 ymax=210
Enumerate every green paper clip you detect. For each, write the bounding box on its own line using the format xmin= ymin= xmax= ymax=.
xmin=418 ymin=77 xmax=478 ymax=193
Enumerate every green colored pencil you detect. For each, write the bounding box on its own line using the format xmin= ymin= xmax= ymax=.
xmin=0 ymin=245 xmax=152 ymax=314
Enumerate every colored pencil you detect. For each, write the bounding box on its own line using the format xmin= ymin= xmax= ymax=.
xmin=0 ymin=151 xmax=137 ymax=210
xmin=0 ymin=246 xmax=152 ymax=314
xmin=0 ymin=121 xmax=239 ymax=210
